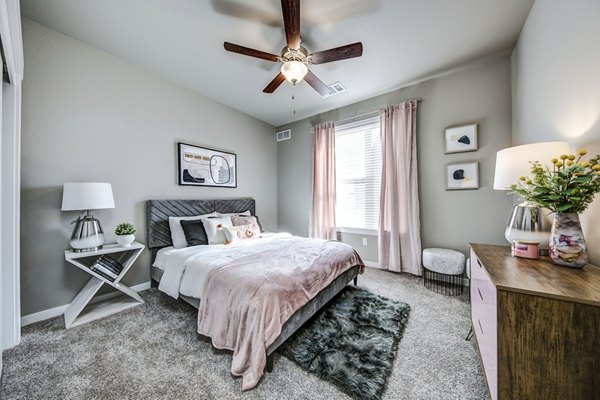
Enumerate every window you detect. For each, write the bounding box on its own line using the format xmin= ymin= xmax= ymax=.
xmin=335 ymin=117 xmax=381 ymax=232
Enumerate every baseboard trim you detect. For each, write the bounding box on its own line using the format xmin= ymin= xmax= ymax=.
xmin=20 ymin=304 xmax=68 ymax=328
xmin=21 ymin=281 xmax=151 ymax=326
xmin=363 ymin=261 xmax=380 ymax=268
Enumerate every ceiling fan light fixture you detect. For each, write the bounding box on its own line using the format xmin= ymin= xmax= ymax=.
xmin=280 ymin=60 xmax=308 ymax=84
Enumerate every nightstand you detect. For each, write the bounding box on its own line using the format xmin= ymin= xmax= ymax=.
xmin=63 ymin=242 xmax=145 ymax=329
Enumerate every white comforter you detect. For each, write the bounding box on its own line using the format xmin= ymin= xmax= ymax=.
xmin=158 ymin=232 xmax=294 ymax=299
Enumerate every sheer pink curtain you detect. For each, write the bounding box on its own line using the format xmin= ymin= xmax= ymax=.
xmin=378 ymin=101 xmax=422 ymax=275
xmin=309 ymin=122 xmax=337 ymax=240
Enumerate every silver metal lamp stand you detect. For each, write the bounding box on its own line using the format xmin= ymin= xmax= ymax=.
xmin=505 ymin=202 xmax=552 ymax=256
xmin=69 ymin=210 xmax=106 ymax=252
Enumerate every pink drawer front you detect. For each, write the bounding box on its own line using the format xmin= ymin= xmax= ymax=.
xmin=470 ymin=249 xmax=491 ymax=282
xmin=471 ymin=268 xmax=498 ymax=400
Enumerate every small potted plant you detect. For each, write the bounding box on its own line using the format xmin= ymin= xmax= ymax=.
xmin=115 ymin=222 xmax=136 ymax=247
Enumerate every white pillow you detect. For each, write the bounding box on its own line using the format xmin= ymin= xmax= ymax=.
xmin=216 ymin=210 xmax=251 ymax=217
xmin=168 ymin=212 xmax=217 ymax=248
xmin=202 ymin=216 xmax=233 ymax=245
xmin=223 ymin=224 xmax=261 ymax=243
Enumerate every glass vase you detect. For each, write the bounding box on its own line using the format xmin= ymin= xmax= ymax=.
xmin=549 ymin=213 xmax=588 ymax=268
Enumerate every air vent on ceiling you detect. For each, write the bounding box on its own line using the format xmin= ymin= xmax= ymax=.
xmin=276 ymin=129 xmax=291 ymax=142
xmin=321 ymin=81 xmax=346 ymax=98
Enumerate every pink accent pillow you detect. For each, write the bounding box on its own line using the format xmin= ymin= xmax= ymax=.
xmin=231 ymin=215 xmax=262 ymax=232
xmin=223 ymin=224 xmax=261 ymax=243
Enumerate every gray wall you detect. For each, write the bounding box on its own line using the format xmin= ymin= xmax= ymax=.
xmin=21 ymin=20 xmax=277 ymax=316
xmin=277 ymin=57 xmax=514 ymax=263
xmin=511 ymin=0 xmax=600 ymax=264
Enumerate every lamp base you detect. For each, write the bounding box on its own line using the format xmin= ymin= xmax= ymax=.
xmin=510 ymin=245 xmax=549 ymax=257
xmin=505 ymin=203 xmax=552 ymax=255
xmin=69 ymin=213 xmax=105 ymax=253
xmin=71 ymin=244 xmax=104 ymax=253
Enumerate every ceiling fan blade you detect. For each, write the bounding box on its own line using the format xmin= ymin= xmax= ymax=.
xmin=309 ymin=42 xmax=363 ymax=65
xmin=304 ymin=70 xmax=329 ymax=97
xmin=281 ymin=0 xmax=301 ymax=49
xmin=224 ymin=42 xmax=279 ymax=62
xmin=263 ymin=72 xmax=286 ymax=93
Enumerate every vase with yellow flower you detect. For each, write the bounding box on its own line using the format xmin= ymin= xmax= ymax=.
xmin=510 ymin=149 xmax=600 ymax=268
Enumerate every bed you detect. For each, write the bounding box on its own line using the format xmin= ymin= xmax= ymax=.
xmin=147 ymin=198 xmax=363 ymax=390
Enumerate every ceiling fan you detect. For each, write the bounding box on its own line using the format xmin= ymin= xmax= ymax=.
xmin=223 ymin=0 xmax=363 ymax=96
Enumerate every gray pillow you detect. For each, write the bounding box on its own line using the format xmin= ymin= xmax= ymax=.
xmin=180 ymin=219 xmax=209 ymax=246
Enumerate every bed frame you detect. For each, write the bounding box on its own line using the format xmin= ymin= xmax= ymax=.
xmin=147 ymin=198 xmax=359 ymax=373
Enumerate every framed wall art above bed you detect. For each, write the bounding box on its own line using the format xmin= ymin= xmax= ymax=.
xmin=177 ymin=142 xmax=237 ymax=188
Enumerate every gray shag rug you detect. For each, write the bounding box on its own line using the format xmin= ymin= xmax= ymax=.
xmin=282 ymin=287 xmax=410 ymax=400
xmin=1 ymin=267 xmax=489 ymax=400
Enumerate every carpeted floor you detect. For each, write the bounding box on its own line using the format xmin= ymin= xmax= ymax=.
xmin=1 ymin=268 xmax=488 ymax=400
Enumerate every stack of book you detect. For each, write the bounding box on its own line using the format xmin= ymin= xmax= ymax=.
xmin=90 ymin=255 xmax=124 ymax=282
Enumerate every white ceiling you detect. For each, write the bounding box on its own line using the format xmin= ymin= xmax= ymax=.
xmin=21 ymin=0 xmax=534 ymax=126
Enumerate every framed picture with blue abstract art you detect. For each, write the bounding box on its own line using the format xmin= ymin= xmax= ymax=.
xmin=444 ymin=123 xmax=478 ymax=153
xmin=177 ymin=142 xmax=237 ymax=188
xmin=446 ymin=161 xmax=479 ymax=190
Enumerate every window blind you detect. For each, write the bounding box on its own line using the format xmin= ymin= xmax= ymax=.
xmin=335 ymin=116 xmax=381 ymax=231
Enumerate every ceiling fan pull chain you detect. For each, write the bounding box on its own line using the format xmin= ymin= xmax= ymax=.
xmin=292 ymin=86 xmax=296 ymax=114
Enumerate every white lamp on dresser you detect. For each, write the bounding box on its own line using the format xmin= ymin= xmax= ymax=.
xmin=493 ymin=141 xmax=570 ymax=254
xmin=61 ymin=182 xmax=115 ymax=252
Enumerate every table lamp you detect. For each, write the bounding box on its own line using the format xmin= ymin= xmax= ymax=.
xmin=61 ymin=182 xmax=115 ymax=252
xmin=494 ymin=141 xmax=571 ymax=255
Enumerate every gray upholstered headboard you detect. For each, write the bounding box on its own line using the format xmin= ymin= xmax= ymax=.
xmin=146 ymin=198 xmax=255 ymax=249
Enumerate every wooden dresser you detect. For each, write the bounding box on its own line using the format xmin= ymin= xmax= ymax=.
xmin=470 ymin=244 xmax=600 ymax=400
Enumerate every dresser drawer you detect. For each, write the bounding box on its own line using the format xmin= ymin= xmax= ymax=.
xmin=471 ymin=277 xmax=497 ymax=334
xmin=470 ymin=249 xmax=491 ymax=282
xmin=471 ymin=274 xmax=498 ymax=400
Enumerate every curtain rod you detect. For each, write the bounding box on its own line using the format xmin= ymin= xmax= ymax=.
xmin=335 ymin=98 xmax=423 ymax=125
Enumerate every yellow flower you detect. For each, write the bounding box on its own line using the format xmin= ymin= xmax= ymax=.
xmin=560 ymin=154 xmax=568 ymax=160
xmin=566 ymin=160 xmax=574 ymax=166
xmin=578 ymin=149 xmax=587 ymax=156
xmin=593 ymin=165 xmax=600 ymax=171
xmin=597 ymin=171 xmax=600 ymax=176
xmin=526 ymin=179 xmax=533 ymax=184
xmin=551 ymin=158 xmax=559 ymax=163
xmin=555 ymin=161 xmax=563 ymax=168
xmin=567 ymin=154 xmax=576 ymax=161
xmin=519 ymin=176 xmax=526 ymax=181
xmin=581 ymin=161 xmax=591 ymax=168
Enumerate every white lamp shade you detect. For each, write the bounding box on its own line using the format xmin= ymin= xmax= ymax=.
xmin=493 ymin=141 xmax=571 ymax=190
xmin=280 ymin=60 xmax=308 ymax=83
xmin=61 ymin=182 xmax=115 ymax=211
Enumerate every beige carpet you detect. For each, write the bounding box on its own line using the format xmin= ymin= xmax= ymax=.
xmin=1 ymin=267 xmax=488 ymax=400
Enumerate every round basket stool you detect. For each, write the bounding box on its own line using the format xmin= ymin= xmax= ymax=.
xmin=422 ymin=248 xmax=465 ymax=296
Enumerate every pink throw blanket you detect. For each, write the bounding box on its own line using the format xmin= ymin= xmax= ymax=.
xmin=196 ymin=237 xmax=364 ymax=390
